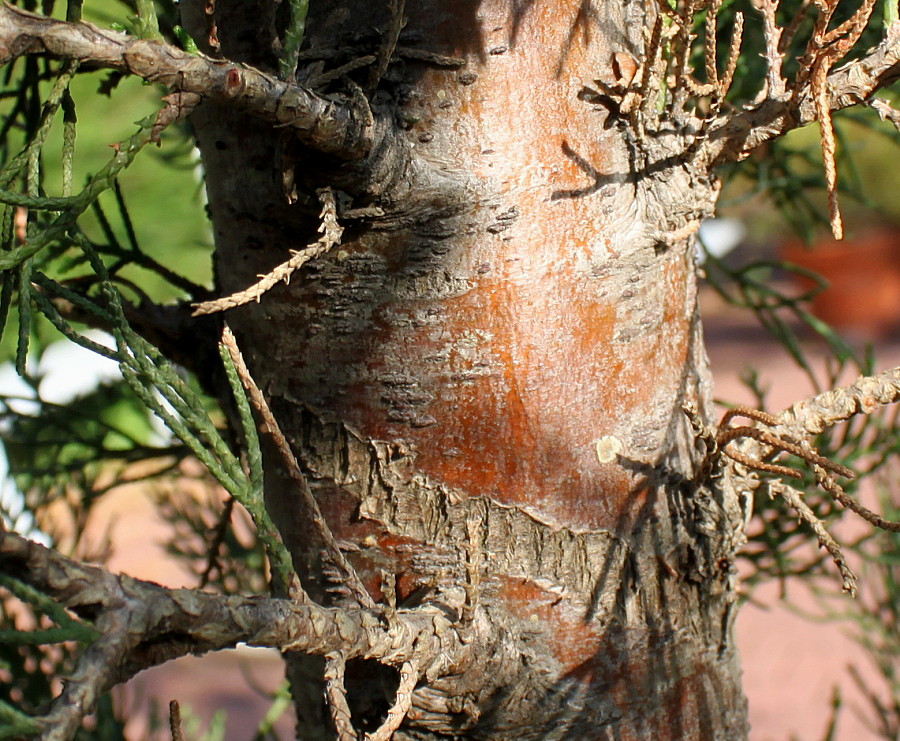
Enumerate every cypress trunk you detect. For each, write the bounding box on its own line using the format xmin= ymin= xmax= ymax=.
xmin=185 ymin=0 xmax=748 ymax=736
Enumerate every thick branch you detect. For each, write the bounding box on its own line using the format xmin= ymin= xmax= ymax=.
xmin=0 ymin=528 xmax=468 ymax=667
xmin=0 ymin=528 xmax=474 ymax=737
xmin=704 ymin=21 xmax=900 ymax=165
xmin=0 ymin=4 xmax=372 ymax=157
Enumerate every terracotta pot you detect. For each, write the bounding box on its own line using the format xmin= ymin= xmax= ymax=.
xmin=780 ymin=227 xmax=900 ymax=339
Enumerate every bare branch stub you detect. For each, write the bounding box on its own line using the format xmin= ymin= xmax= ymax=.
xmin=755 ymin=0 xmax=788 ymax=99
xmin=868 ymin=97 xmax=900 ymax=129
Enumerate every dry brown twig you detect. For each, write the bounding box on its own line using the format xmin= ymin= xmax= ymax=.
xmin=718 ymin=12 xmax=744 ymax=98
xmin=702 ymin=3 xmax=899 ymax=170
xmin=705 ymin=0 xmax=721 ymax=90
xmin=801 ymin=0 xmax=877 ymax=238
xmin=367 ymin=660 xmax=420 ymax=741
xmin=638 ymin=13 xmax=665 ymax=126
xmin=780 ymin=0 xmax=814 ymax=51
xmin=806 ymin=453 xmax=900 ymax=533
xmin=324 ymin=652 xmax=358 ymax=741
xmin=717 ymin=405 xmax=855 ymax=479
xmin=169 ymin=700 xmax=184 ymax=741
xmin=198 ymin=496 xmax=235 ymax=589
xmin=764 ymin=478 xmax=859 ymax=594
xmin=671 ymin=0 xmax=701 ymax=114
xmin=369 ymin=0 xmax=406 ymax=91
xmin=762 ymin=0 xmax=871 ymax=239
xmin=309 ymin=54 xmax=377 ymax=89
xmin=813 ymin=55 xmax=844 ymax=239
xmin=220 ymin=325 xmax=376 ymax=610
xmin=193 ymin=187 xmax=342 ymax=316
xmin=640 ymin=0 xmax=744 ymax=148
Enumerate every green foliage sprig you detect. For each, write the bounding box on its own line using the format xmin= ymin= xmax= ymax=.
xmin=133 ymin=0 xmax=162 ymax=41
xmin=0 ymin=115 xmax=159 ymax=272
xmin=279 ymin=0 xmax=310 ymax=81
xmin=0 ymin=700 xmax=41 ymax=739
xmin=73 ymin=235 xmax=295 ymax=593
xmin=0 ymin=574 xmax=98 ymax=645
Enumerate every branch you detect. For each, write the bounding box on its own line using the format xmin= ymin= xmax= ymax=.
xmin=0 ymin=528 xmax=470 ymax=738
xmin=0 ymin=4 xmax=372 ymax=158
xmin=704 ymin=20 xmax=900 ymax=166
xmin=323 ymin=652 xmax=357 ymax=741
xmin=763 ymin=479 xmax=859 ymax=595
xmin=773 ymin=366 xmax=900 ymax=438
xmin=722 ymin=367 xmax=900 ymax=593
xmin=868 ymin=96 xmax=900 ymax=129
xmin=366 ymin=660 xmax=419 ymax=741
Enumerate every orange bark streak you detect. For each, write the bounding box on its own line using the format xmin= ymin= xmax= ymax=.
xmin=294 ymin=0 xmax=696 ymax=532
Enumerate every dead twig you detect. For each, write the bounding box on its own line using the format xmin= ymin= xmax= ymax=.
xmin=718 ymin=13 xmax=744 ymax=99
xmin=169 ymin=700 xmax=184 ymax=741
xmin=324 ymin=652 xmax=358 ymax=741
xmin=220 ymin=326 xmax=376 ymax=611
xmin=369 ymin=0 xmax=406 ymax=92
xmin=366 ymin=660 xmax=419 ymax=741
xmin=812 ymin=55 xmax=843 ymax=238
xmin=193 ymin=188 xmax=341 ymax=316
xmin=764 ymin=479 xmax=859 ymax=595
xmin=703 ymin=10 xmax=899 ymax=168
xmin=692 ymin=368 xmax=900 ymax=594
xmin=802 ymin=0 xmax=877 ymax=238
xmin=198 ymin=496 xmax=235 ymax=589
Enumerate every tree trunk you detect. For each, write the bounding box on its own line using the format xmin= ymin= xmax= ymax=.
xmin=186 ymin=0 xmax=748 ymax=736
